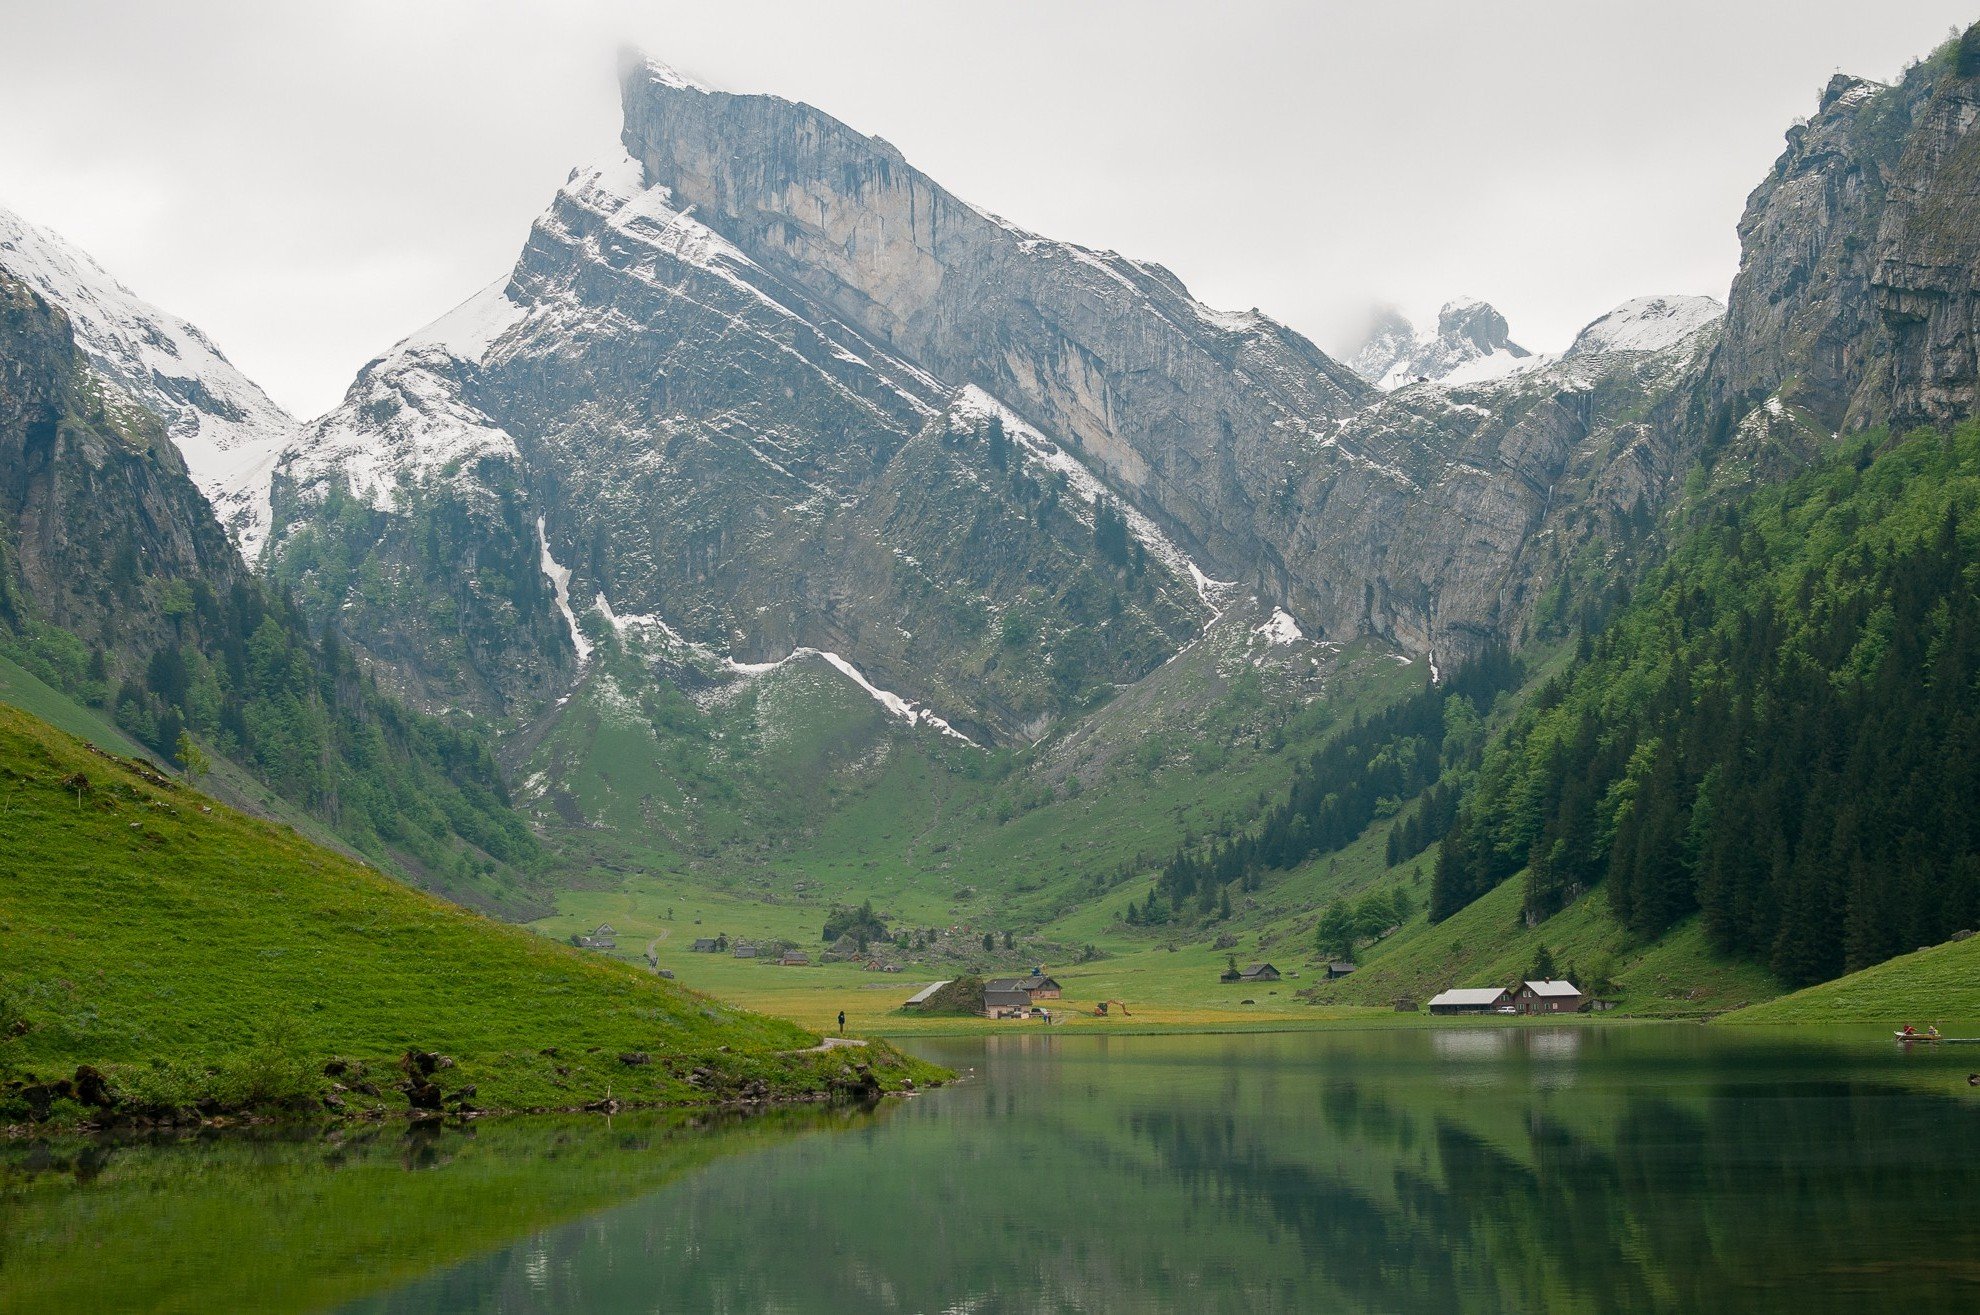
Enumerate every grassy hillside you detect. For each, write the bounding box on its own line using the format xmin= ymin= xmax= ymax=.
xmin=0 ymin=702 xmax=939 ymax=1127
xmin=1719 ymin=934 xmax=1980 ymax=1025
xmin=525 ymin=604 xmax=1427 ymax=939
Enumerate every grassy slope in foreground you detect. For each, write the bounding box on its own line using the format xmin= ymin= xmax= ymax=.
xmin=1718 ymin=934 xmax=1980 ymax=1026
xmin=0 ymin=703 xmax=940 ymax=1127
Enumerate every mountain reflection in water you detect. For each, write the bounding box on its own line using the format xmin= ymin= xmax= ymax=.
xmin=344 ymin=1027 xmax=1980 ymax=1314
xmin=6 ymin=1028 xmax=1976 ymax=1314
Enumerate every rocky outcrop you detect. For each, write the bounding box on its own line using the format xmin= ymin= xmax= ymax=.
xmin=1870 ymin=25 xmax=1980 ymax=431
xmin=0 ymin=207 xmax=297 ymax=561
xmin=0 ymin=274 xmax=252 ymax=665
xmin=1712 ymin=25 xmax=1980 ymax=436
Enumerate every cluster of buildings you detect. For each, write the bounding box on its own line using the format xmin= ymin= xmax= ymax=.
xmin=902 ymin=971 xmax=1064 ymax=1019
xmin=982 ymin=973 xmax=1062 ymax=1019
xmin=1425 ymin=979 xmax=1586 ymax=1015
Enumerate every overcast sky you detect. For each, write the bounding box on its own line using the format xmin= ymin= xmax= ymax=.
xmin=2 ymin=1 xmax=1973 ymax=418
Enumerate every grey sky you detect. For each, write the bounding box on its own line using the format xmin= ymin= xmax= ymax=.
xmin=2 ymin=1 xmax=1972 ymax=417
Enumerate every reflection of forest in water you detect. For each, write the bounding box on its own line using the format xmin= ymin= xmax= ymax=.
xmin=7 ymin=1031 xmax=1974 ymax=1314
xmin=349 ymin=1029 xmax=1980 ymax=1314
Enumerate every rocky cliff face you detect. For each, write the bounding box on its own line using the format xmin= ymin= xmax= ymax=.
xmin=1284 ymin=296 xmax=1722 ymax=660
xmin=1870 ymin=26 xmax=1980 ymax=431
xmin=616 ymin=59 xmax=1374 ymax=591
xmin=0 ymin=273 xmax=253 ymax=669
xmin=0 ymin=207 xmax=297 ymax=561
xmin=1713 ymin=25 xmax=1980 ymax=437
xmin=270 ymin=149 xmax=1210 ymax=739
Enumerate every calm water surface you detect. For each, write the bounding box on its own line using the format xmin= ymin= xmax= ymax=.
xmin=6 ymin=1026 xmax=1978 ymax=1313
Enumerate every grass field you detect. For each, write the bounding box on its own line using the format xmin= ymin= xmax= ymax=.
xmin=0 ymin=702 xmax=941 ymax=1127
xmin=1718 ymin=933 xmax=1980 ymax=1027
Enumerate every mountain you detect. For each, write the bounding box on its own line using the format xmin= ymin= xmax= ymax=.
xmin=263 ymin=56 xmax=1741 ymax=754
xmin=1346 ymin=298 xmax=1533 ymax=390
xmin=0 ymin=206 xmax=296 ymax=560
xmin=0 ymin=270 xmax=538 ymax=910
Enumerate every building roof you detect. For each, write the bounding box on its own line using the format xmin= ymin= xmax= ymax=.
xmin=904 ymin=980 xmax=952 ymax=1006
xmin=1239 ymin=963 xmax=1280 ymax=978
xmin=594 ymin=924 xmax=615 ymax=935
xmin=691 ymin=937 xmax=718 ymax=950
xmin=1522 ymin=979 xmax=1582 ymax=997
xmin=1014 ymin=975 xmax=1059 ymax=990
xmin=1428 ymin=987 xmax=1511 ymax=1008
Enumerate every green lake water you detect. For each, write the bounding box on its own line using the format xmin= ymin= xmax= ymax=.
xmin=5 ymin=1026 xmax=1978 ymax=1313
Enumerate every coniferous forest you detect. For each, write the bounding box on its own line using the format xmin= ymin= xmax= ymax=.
xmin=1433 ymin=423 xmax=1980 ymax=985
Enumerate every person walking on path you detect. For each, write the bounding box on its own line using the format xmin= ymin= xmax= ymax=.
xmin=838 ymin=1010 xmax=846 ymax=1035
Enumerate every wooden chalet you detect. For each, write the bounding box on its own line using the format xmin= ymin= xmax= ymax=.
xmin=1514 ymin=980 xmax=1586 ymax=1014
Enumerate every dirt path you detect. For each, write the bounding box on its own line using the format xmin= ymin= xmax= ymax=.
xmin=644 ymin=927 xmax=670 ymax=967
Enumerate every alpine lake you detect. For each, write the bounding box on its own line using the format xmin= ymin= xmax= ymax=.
xmin=5 ymin=1024 xmax=1977 ymax=1314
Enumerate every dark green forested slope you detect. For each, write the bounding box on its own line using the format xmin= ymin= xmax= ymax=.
xmin=1434 ymin=422 xmax=1980 ymax=986
xmin=1138 ymin=648 xmax=1521 ymax=924
xmin=0 ymin=274 xmax=537 ymax=911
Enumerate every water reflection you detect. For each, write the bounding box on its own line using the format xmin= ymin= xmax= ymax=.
xmin=7 ymin=1029 xmax=1978 ymax=1314
xmin=351 ymin=1028 xmax=1980 ymax=1314
xmin=0 ymin=1105 xmax=877 ymax=1315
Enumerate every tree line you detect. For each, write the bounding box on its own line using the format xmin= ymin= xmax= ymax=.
xmin=1433 ymin=424 xmax=1980 ymax=985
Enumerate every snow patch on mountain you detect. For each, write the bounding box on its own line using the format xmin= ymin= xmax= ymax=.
xmin=0 ymin=205 xmax=298 ymax=561
xmin=950 ymin=385 xmax=1231 ymax=611
xmin=727 ymin=647 xmax=975 ymax=744
xmin=1565 ymin=295 xmax=1723 ymax=358
xmin=289 ymin=345 xmax=521 ymax=511
xmin=280 ymin=278 xmax=535 ymax=513
xmin=1253 ymin=608 xmax=1305 ymax=645
xmin=405 ymin=278 xmax=527 ymax=363
xmin=537 ymin=517 xmax=593 ymax=664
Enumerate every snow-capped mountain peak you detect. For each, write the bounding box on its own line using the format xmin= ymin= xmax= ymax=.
xmin=1564 ymin=294 xmax=1724 ymax=358
xmin=1347 ymin=297 xmax=1532 ymax=391
xmin=0 ymin=204 xmax=298 ymax=562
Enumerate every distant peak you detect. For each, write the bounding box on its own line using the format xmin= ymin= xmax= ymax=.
xmin=1348 ymin=296 xmax=1528 ymax=389
xmin=617 ymin=47 xmax=718 ymax=95
xmin=1434 ymin=299 xmax=1519 ymax=356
